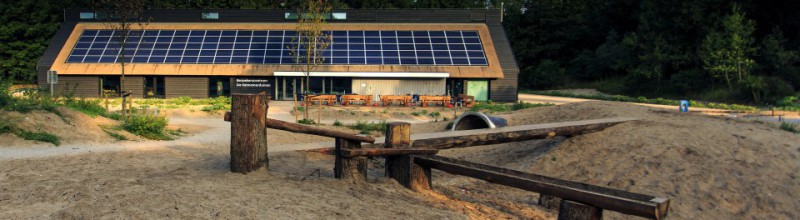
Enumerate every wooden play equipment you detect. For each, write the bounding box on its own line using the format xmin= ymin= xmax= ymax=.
xmin=341 ymin=94 xmax=372 ymax=106
xmin=305 ymin=94 xmax=337 ymax=106
xmin=419 ymin=95 xmax=451 ymax=107
xmin=223 ymin=96 xmax=669 ymax=219
xmin=380 ymin=95 xmax=412 ymax=106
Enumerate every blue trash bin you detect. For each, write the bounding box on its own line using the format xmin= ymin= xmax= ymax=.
xmin=679 ymin=100 xmax=689 ymax=112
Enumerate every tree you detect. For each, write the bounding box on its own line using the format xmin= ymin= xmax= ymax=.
xmin=700 ymin=4 xmax=758 ymax=91
xmin=289 ymin=0 xmax=332 ymax=121
xmin=94 ymin=0 xmax=149 ymax=97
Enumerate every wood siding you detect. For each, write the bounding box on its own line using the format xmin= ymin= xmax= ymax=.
xmin=123 ymin=76 xmax=144 ymax=98
xmin=37 ymin=20 xmax=78 ymax=89
xmin=351 ymin=78 xmax=445 ymax=99
xmin=53 ymin=76 xmax=98 ymax=97
xmin=486 ymin=10 xmax=519 ymax=102
xmin=165 ymin=76 xmax=208 ymax=98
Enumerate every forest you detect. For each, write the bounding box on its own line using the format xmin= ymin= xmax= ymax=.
xmin=1 ymin=0 xmax=798 ymax=105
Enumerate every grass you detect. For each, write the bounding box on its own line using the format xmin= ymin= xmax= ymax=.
xmin=103 ymin=129 xmax=127 ymax=141
xmin=333 ymin=120 xmax=343 ymax=126
xmin=347 ymin=120 xmax=387 ymax=135
xmin=17 ymin=130 xmax=60 ymax=146
xmin=524 ymin=90 xmax=760 ymax=111
xmin=297 ymin=118 xmax=316 ymax=125
xmin=121 ymin=113 xmax=171 ymax=140
xmin=64 ymin=98 xmax=106 ymax=117
xmin=780 ymin=123 xmax=798 ymax=133
xmin=470 ymin=101 xmax=555 ymax=113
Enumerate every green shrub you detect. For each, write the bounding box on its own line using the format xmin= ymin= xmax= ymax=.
xmin=777 ymin=96 xmax=798 ymax=107
xmin=411 ymin=112 xmax=421 ymax=116
xmin=512 ymin=101 xmax=555 ymax=110
xmin=347 ymin=120 xmax=387 ymax=134
xmin=445 ymin=121 xmax=454 ymax=130
xmin=297 ymin=118 xmax=316 ymax=125
xmin=18 ymin=130 xmax=60 ymax=146
xmin=103 ymin=129 xmax=127 ymax=141
xmin=64 ymin=98 xmax=106 ymax=117
xmin=333 ymin=120 xmax=343 ymax=126
xmin=428 ymin=111 xmax=441 ymax=117
xmin=780 ymin=123 xmax=798 ymax=133
xmin=121 ymin=114 xmax=170 ymax=140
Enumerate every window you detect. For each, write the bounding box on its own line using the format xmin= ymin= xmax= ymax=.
xmin=202 ymin=12 xmax=219 ymax=20
xmin=331 ymin=12 xmax=346 ymax=20
xmin=79 ymin=12 xmax=96 ymax=20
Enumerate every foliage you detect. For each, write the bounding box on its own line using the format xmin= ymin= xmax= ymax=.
xmin=103 ymin=129 xmax=127 ymax=141
xmin=121 ymin=113 xmax=170 ymax=140
xmin=526 ymin=90 xmax=760 ymax=111
xmin=17 ymin=130 xmax=60 ymax=146
xmin=63 ymin=98 xmax=106 ymax=117
xmin=289 ymin=0 xmax=332 ymax=121
xmin=470 ymin=101 xmax=554 ymax=113
xmin=347 ymin=120 xmax=387 ymax=134
xmin=333 ymin=120 xmax=343 ymax=126
xmin=445 ymin=121 xmax=454 ymax=130
xmin=700 ymin=4 xmax=757 ymax=96
xmin=779 ymin=123 xmax=798 ymax=133
xmin=297 ymin=118 xmax=316 ymax=125
xmin=777 ymin=96 xmax=798 ymax=107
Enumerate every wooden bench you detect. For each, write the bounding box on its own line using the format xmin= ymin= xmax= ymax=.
xmin=341 ymin=95 xmax=372 ymax=106
xmin=419 ymin=95 xmax=451 ymax=107
xmin=381 ymin=95 xmax=412 ymax=106
xmin=305 ymin=94 xmax=337 ymax=106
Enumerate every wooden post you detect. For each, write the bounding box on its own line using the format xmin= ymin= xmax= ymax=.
xmin=334 ymin=137 xmax=367 ymax=181
xmin=121 ymin=95 xmax=127 ymax=118
xmin=293 ymin=93 xmax=298 ymax=122
xmin=229 ymin=93 xmax=270 ymax=173
xmin=385 ymin=122 xmax=432 ymax=191
xmin=538 ymin=194 xmax=561 ymax=209
xmin=557 ymin=200 xmax=602 ymax=220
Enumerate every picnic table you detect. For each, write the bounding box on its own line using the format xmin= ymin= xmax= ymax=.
xmin=341 ymin=94 xmax=372 ymax=106
xmin=420 ymin=95 xmax=451 ymax=107
xmin=380 ymin=95 xmax=412 ymax=106
xmin=305 ymin=94 xmax=338 ymax=106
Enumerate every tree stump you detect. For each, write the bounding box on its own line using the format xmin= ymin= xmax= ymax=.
xmin=334 ymin=137 xmax=367 ymax=181
xmin=538 ymin=194 xmax=561 ymax=209
xmin=229 ymin=93 xmax=269 ymax=173
xmin=385 ymin=122 xmax=431 ymax=191
xmin=557 ymin=200 xmax=602 ymax=220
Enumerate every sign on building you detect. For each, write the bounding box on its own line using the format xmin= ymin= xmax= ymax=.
xmin=230 ymin=77 xmax=271 ymax=95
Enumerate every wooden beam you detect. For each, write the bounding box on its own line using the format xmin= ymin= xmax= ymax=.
xmin=411 ymin=117 xmax=637 ymax=149
xmin=339 ymin=148 xmax=439 ymax=157
xmin=224 ymin=112 xmax=375 ymax=143
xmin=413 ymin=155 xmax=669 ymax=220
xmin=558 ymin=200 xmax=602 ymax=220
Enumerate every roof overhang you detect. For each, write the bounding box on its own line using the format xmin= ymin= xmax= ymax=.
xmin=275 ymin=72 xmax=449 ymax=78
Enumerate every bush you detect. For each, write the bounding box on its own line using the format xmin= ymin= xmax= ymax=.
xmin=64 ymin=98 xmax=106 ymax=117
xmin=17 ymin=130 xmax=60 ymax=146
xmin=121 ymin=113 xmax=170 ymax=140
xmin=780 ymin=123 xmax=798 ymax=133
xmin=347 ymin=120 xmax=387 ymax=134
xmin=411 ymin=112 xmax=421 ymax=116
xmin=297 ymin=118 xmax=316 ymax=125
xmin=333 ymin=120 xmax=343 ymax=126
xmin=103 ymin=129 xmax=127 ymax=141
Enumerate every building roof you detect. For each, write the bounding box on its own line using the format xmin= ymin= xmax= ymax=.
xmin=37 ymin=9 xmax=518 ymax=81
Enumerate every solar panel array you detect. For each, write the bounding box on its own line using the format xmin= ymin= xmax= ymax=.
xmin=67 ymin=29 xmax=488 ymax=66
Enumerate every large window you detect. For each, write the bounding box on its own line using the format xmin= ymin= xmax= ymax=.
xmin=67 ymin=29 xmax=488 ymax=66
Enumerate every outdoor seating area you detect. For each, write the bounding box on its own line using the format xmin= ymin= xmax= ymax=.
xmin=299 ymin=94 xmax=474 ymax=107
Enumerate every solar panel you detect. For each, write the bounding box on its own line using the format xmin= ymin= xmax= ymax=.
xmin=67 ymin=29 xmax=489 ymax=66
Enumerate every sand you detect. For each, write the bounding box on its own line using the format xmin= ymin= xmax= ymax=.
xmin=1 ymin=100 xmax=799 ymax=219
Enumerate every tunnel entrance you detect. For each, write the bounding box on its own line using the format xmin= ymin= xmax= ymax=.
xmin=450 ymin=112 xmax=507 ymax=131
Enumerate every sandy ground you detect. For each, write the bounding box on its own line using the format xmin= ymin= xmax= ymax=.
xmin=2 ymin=98 xmax=799 ymax=219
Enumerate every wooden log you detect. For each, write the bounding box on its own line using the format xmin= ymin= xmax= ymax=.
xmin=229 ymin=93 xmax=269 ymax=173
xmin=385 ymin=122 xmax=432 ymax=191
xmin=412 ymin=155 xmax=669 ymax=219
xmin=558 ymin=200 xmax=602 ymax=220
xmin=334 ymin=137 xmax=367 ymax=181
xmin=339 ymin=148 xmax=439 ymax=157
xmin=411 ymin=117 xmax=637 ymax=149
xmin=265 ymin=118 xmax=375 ymax=143
xmin=539 ymin=194 xmax=561 ymax=209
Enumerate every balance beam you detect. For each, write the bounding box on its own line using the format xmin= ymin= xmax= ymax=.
xmin=413 ymin=155 xmax=669 ymax=219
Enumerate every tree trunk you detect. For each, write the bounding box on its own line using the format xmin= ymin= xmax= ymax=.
xmin=385 ymin=122 xmax=432 ymax=191
xmin=229 ymin=93 xmax=270 ymax=173
xmin=334 ymin=137 xmax=367 ymax=182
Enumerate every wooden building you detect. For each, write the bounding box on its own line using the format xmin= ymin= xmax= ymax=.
xmin=37 ymin=9 xmax=518 ymax=101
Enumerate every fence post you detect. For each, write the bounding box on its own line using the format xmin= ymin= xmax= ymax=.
xmin=334 ymin=137 xmax=367 ymax=182
xmin=557 ymin=200 xmax=602 ymax=220
xmin=229 ymin=93 xmax=269 ymax=173
xmin=385 ymin=122 xmax=431 ymax=191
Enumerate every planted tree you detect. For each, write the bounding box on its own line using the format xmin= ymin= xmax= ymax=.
xmin=94 ymin=0 xmax=150 ymax=114
xmin=700 ymin=4 xmax=757 ymax=92
xmin=288 ymin=0 xmax=332 ymax=121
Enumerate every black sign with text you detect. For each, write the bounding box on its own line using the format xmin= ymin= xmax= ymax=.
xmin=230 ymin=77 xmax=272 ymax=95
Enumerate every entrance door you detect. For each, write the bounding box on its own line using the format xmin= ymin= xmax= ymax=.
xmin=282 ymin=77 xmax=296 ymax=100
xmin=467 ymin=80 xmax=488 ymax=101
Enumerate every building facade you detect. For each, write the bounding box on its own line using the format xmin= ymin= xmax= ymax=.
xmin=37 ymin=9 xmax=518 ymax=101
